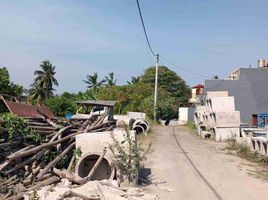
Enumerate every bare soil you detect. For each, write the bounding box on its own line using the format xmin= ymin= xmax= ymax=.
xmin=140 ymin=125 xmax=268 ymax=200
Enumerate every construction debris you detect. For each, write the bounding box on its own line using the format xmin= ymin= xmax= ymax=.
xmin=23 ymin=179 xmax=159 ymax=200
xmin=0 ymin=99 xmax=153 ymax=199
xmin=0 ymin=102 xmax=116 ymax=199
xmin=114 ymin=112 xmax=150 ymax=134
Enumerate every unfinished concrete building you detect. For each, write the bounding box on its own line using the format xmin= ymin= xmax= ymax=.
xmin=205 ymin=60 xmax=268 ymax=125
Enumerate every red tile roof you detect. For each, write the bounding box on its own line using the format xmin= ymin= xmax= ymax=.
xmin=192 ymin=84 xmax=204 ymax=89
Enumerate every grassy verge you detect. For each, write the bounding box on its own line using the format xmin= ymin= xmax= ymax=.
xmin=186 ymin=120 xmax=196 ymax=130
xmin=226 ymin=137 xmax=268 ymax=181
xmin=226 ymin=138 xmax=268 ymax=166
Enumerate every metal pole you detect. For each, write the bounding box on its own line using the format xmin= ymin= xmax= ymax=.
xmin=154 ymin=54 xmax=159 ymax=121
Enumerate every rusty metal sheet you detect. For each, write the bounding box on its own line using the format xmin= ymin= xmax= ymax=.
xmin=3 ymin=100 xmax=56 ymax=119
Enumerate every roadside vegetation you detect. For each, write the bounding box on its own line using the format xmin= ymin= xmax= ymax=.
xmin=0 ymin=63 xmax=191 ymax=121
xmin=226 ymin=137 xmax=268 ymax=181
xmin=226 ymin=138 xmax=268 ymax=166
xmin=186 ymin=121 xmax=196 ymax=130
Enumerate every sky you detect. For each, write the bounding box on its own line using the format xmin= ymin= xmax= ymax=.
xmin=0 ymin=0 xmax=267 ymax=93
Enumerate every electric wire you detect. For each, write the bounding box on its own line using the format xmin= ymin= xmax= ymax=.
xmin=135 ymin=0 xmax=212 ymax=79
xmin=160 ymin=55 xmax=212 ymax=78
xmin=136 ymin=0 xmax=157 ymax=57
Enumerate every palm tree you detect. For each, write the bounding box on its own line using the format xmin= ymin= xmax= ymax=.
xmin=127 ymin=76 xmax=140 ymax=85
xmin=28 ymin=82 xmax=47 ymax=103
xmin=83 ymin=72 xmax=106 ymax=92
xmin=105 ymin=72 xmax=117 ymax=87
xmin=34 ymin=60 xmax=58 ymax=98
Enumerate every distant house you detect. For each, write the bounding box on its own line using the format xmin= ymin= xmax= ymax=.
xmin=205 ymin=59 xmax=268 ymax=124
xmin=189 ymin=84 xmax=204 ymax=106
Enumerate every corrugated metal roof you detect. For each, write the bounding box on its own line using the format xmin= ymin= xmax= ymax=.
xmin=75 ymin=100 xmax=116 ymax=107
xmin=1 ymin=97 xmax=56 ymax=119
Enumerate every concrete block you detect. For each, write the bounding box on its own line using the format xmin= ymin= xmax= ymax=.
xmin=203 ymin=112 xmax=212 ymax=128
xmin=76 ymin=128 xmax=134 ymax=158
xmin=210 ymin=111 xmax=240 ymax=127
xmin=75 ymin=128 xmax=136 ymax=179
xmin=251 ymin=137 xmax=267 ymax=155
xmin=197 ymin=124 xmax=206 ymax=136
xmin=200 ymin=130 xmax=211 ymax=139
xmin=194 ymin=106 xmax=206 ymax=126
xmin=127 ymin=112 xmax=146 ymax=119
xmin=206 ymin=97 xmax=235 ymax=112
xmin=206 ymin=91 xmax=229 ymax=99
xmin=212 ymin=127 xmax=239 ymax=142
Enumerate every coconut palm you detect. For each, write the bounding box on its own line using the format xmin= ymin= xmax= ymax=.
xmin=105 ymin=72 xmax=117 ymax=87
xmin=83 ymin=72 xmax=106 ymax=92
xmin=127 ymin=76 xmax=140 ymax=85
xmin=34 ymin=60 xmax=58 ymax=98
xmin=28 ymin=82 xmax=47 ymax=103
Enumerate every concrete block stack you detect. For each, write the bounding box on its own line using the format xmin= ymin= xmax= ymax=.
xmin=194 ymin=91 xmax=241 ymax=141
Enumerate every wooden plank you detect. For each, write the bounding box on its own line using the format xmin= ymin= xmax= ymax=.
xmin=84 ymin=148 xmax=107 ymax=181
xmin=36 ymin=142 xmax=75 ymax=180
xmin=27 ymin=176 xmax=60 ymax=191
xmin=27 ymin=121 xmax=51 ymax=126
xmin=28 ymin=126 xmax=57 ymax=130
xmin=8 ymin=122 xmax=114 ymax=161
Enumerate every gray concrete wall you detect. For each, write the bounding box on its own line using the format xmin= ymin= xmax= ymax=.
xmin=188 ymin=107 xmax=195 ymax=121
xmin=205 ymin=68 xmax=268 ymax=124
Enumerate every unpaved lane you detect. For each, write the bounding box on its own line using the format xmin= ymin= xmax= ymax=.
xmin=143 ymin=125 xmax=268 ymax=200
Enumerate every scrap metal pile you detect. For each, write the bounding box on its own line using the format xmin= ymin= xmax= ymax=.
xmin=0 ymin=100 xmax=117 ymax=199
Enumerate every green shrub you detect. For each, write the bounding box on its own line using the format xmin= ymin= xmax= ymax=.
xmin=109 ymin=126 xmax=150 ymax=181
xmin=45 ymin=96 xmax=77 ymax=117
xmin=0 ymin=113 xmax=41 ymax=143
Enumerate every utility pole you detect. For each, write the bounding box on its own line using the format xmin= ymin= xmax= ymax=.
xmin=154 ymin=54 xmax=159 ymax=121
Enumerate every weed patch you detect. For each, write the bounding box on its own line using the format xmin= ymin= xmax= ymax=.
xmin=226 ymin=138 xmax=268 ymax=167
xmin=186 ymin=121 xmax=196 ymax=130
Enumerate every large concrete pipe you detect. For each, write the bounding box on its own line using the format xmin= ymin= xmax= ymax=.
xmin=133 ymin=124 xmax=145 ymax=134
xmin=132 ymin=119 xmax=149 ymax=134
xmin=76 ymin=152 xmax=115 ymax=180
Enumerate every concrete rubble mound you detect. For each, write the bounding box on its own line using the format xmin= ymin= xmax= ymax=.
xmin=24 ymin=179 xmax=159 ymax=200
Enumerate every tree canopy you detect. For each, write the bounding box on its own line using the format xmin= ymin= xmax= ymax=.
xmin=140 ymin=66 xmax=191 ymax=106
xmin=0 ymin=67 xmax=23 ymax=96
xmin=96 ymin=66 xmax=190 ymax=120
xmin=29 ymin=60 xmax=58 ymax=103
xmin=1 ymin=62 xmax=190 ymax=120
xmin=43 ymin=66 xmax=190 ymax=120
xmin=83 ymin=72 xmax=106 ymax=92
xmin=105 ymin=72 xmax=117 ymax=87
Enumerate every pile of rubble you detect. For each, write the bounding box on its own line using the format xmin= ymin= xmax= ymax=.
xmin=24 ymin=179 xmax=158 ymax=200
xmin=0 ymin=114 xmax=115 ymax=199
xmin=0 ymin=98 xmax=155 ymax=200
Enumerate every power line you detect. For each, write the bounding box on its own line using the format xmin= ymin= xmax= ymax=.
xmin=160 ymin=55 xmax=211 ymax=79
xmin=135 ymin=0 xmax=211 ymax=79
xmin=136 ymin=0 xmax=157 ymax=57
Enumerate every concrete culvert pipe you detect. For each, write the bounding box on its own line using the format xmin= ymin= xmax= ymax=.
xmin=132 ymin=119 xmax=149 ymax=133
xmin=76 ymin=153 xmax=115 ymax=180
xmin=136 ymin=122 xmax=149 ymax=131
xmin=133 ymin=124 xmax=145 ymax=134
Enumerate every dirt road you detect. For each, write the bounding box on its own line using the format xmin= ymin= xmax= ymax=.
xmin=142 ymin=125 xmax=268 ymax=200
